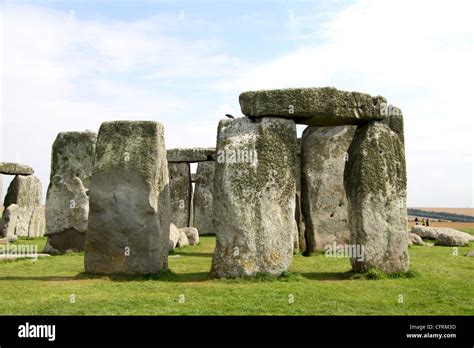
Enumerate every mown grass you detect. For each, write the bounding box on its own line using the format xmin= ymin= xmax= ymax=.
xmin=0 ymin=236 xmax=472 ymax=315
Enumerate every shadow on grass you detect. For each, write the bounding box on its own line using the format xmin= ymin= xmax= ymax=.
xmin=75 ymin=270 xmax=210 ymax=283
xmin=0 ymin=276 xmax=77 ymax=281
xmin=300 ymin=271 xmax=354 ymax=281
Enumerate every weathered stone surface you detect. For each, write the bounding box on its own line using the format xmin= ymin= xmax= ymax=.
xmin=210 ymin=117 xmax=297 ymax=278
xmin=180 ymin=227 xmax=199 ymax=245
xmin=167 ymin=148 xmax=216 ymax=162
xmin=435 ymin=232 xmax=470 ymax=247
xmin=177 ymin=230 xmax=189 ymax=247
xmin=28 ymin=205 xmax=45 ymax=237
xmin=294 ymin=150 xmax=304 ymax=253
xmin=169 ymin=162 xmax=192 ymax=228
xmin=0 ymin=162 xmax=34 ymax=175
xmin=84 ymin=121 xmax=170 ymax=275
xmin=45 ymin=131 xmax=97 ymax=253
xmin=408 ymin=233 xmax=425 ymax=246
xmin=193 ymin=161 xmax=216 ymax=235
xmin=411 ymin=226 xmax=474 ymax=242
xmin=239 ymin=87 xmax=386 ymax=126
xmin=466 ymin=251 xmax=474 ymax=257
xmin=344 ymin=122 xmax=409 ymax=273
xmin=3 ymin=175 xmax=42 ymax=237
xmin=169 ymin=223 xmax=180 ymax=251
xmin=381 ymin=110 xmax=404 ymax=144
xmin=302 ymin=125 xmax=356 ymax=253
xmin=1 ymin=204 xmax=19 ymax=241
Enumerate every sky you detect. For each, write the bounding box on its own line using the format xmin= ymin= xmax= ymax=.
xmin=0 ymin=0 xmax=473 ymax=207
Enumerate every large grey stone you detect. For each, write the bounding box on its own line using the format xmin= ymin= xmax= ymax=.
xmin=210 ymin=117 xmax=297 ymax=278
xmin=3 ymin=175 xmax=42 ymax=237
xmin=28 ymin=205 xmax=45 ymax=237
xmin=84 ymin=121 xmax=170 ymax=275
xmin=193 ymin=161 xmax=216 ymax=235
xmin=239 ymin=87 xmax=386 ymax=126
xmin=411 ymin=226 xmax=474 ymax=242
xmin=167 ymin=148 xmax=216 ymax=162
xmin=435 ymin=232 xmax=470 ymax=247
xmin=0 ymin=162 xmax=34 ymax=175
xmin=180 ymin=227 xmax=199 ymax=245
xmin=1 ymin=204 xmax=19 ymax=241
xmin=169 ymin=223 xmax=180 ymax=251
xmin=45 ymin=131 xmax=97 ymax=253
xmin=381 ymin=110 xmax=404 ymax=145
xmin=301 ymin=125 xmax=356 ymax=253
xmin=169 ymin=162 xmax=192 ymax=228
xmin=408 ymin=233 xmax=425 ymax=246
xmin=344 ymin=121 xmax=409 ymax=273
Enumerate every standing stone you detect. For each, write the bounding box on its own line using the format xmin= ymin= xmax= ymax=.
xmin=168 ymin=162 xmax=192 ymax=228
xmin=45 ymin=131 xmax=97 ymax=253
xmin=85 ymin=121 xmax=170 ymax=275
xmin=344 ymin=122 xmax=409 ymax=273
xmin=28 ymin=205 xmax=46 ymax=237
xmin=3 ymin=175 xmax=42 ymax=237
xmin=1 ymin=204 xmax=19 ymax=241
xmin=301 ymin=125 xmax=356 ymax=253
xmin=193 ymin=161 xmax=216 ymax=235
xmin=381 ymin=108 xmax=404 ymax=144
xmin=210 ymin=117 xmax=297 ymax=278
xmin=295 ymin=140 xmax=305 ymax=252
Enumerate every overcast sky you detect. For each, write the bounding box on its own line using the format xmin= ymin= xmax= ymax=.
xmin=1 ymin=0 xmax=473 ymax=207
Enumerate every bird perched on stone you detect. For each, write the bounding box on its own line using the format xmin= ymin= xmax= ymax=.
xmin=225 ymin=114 xmax=235 ymax=119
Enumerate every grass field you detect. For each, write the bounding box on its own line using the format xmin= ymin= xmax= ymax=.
xmin=0 ymin=232 xmax=473 ymax=316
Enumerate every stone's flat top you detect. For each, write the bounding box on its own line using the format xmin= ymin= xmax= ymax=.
xmin=167 ymin=147 xmax=216 ymax=162
xmin=239 ymin=87 xmax=387 ymax=126
xmin=0 ymin=162 xmax=34 ymax=175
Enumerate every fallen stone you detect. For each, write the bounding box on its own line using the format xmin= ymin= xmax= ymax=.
xmin=210 ymin=117 xmax=297 ymax=278
xmin=0 ymin=253 xmax=50 ymax=261
xmin=408 ymin=233 xmax=425 ymax=246
xmin=169 ymin=162 xmax=192 ymax=228
xmin=435 ymin=232 xmax=470 ymax=247
xmin=167 ymin=148 xmax=216 ymax=162
xmin=466 ymin=251 xmax=474 ymax=257
xmin=0 ymin=162 xmax=34 ymax=175
xmin=301 ymin=125 xmax=356 ymax=252
xmin=239 ymin=87 xmax=387 ymax=126
xmin=180 ymin=227 xmax=199 ymax=245
xmin=177 ymin=230 xmax=189 ymax=248
xmin=45 ymin=131 xmax=97 ymax=253
xmin=193 ymin=161 xmax=216 ymax=235
xmin=344 ymin=122 xmax=409 ymax=273
xmin=84 ymin=121 xmax=170 ymax=275
xmin=3 ymin=175 xmax=42 ymax=237
xmin=411 ymin=226 xmax=474 ymax=242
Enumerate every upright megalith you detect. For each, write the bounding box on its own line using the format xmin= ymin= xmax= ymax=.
xmin=45 ymin=131 xmax=97 ymax=253
xmin=168 ymin=162 xmax=192 ymax=228
xmin=85 ymin=121 xmax=170 ymax=275
xmin=301 ymin=125 xmax=356 ymax=253
xmin=210 ymin=117 xmax=297 ymax=278
xmin=193 ymin=161 xmax=216 ymax=235
xmin=2 ymin=175 xmax=43 ymax=237
xmin=344 ymin=122 xmax=409 ymax=273
xmin=1 ymin=204 xmax=19 ymax=241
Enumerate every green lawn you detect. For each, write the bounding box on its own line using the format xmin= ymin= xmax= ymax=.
xmin=0 ymin=235 xmax=472 ymax=315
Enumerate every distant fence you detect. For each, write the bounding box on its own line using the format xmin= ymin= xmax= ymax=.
xmin=407 ymin=208 xmax=474 ymax=222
